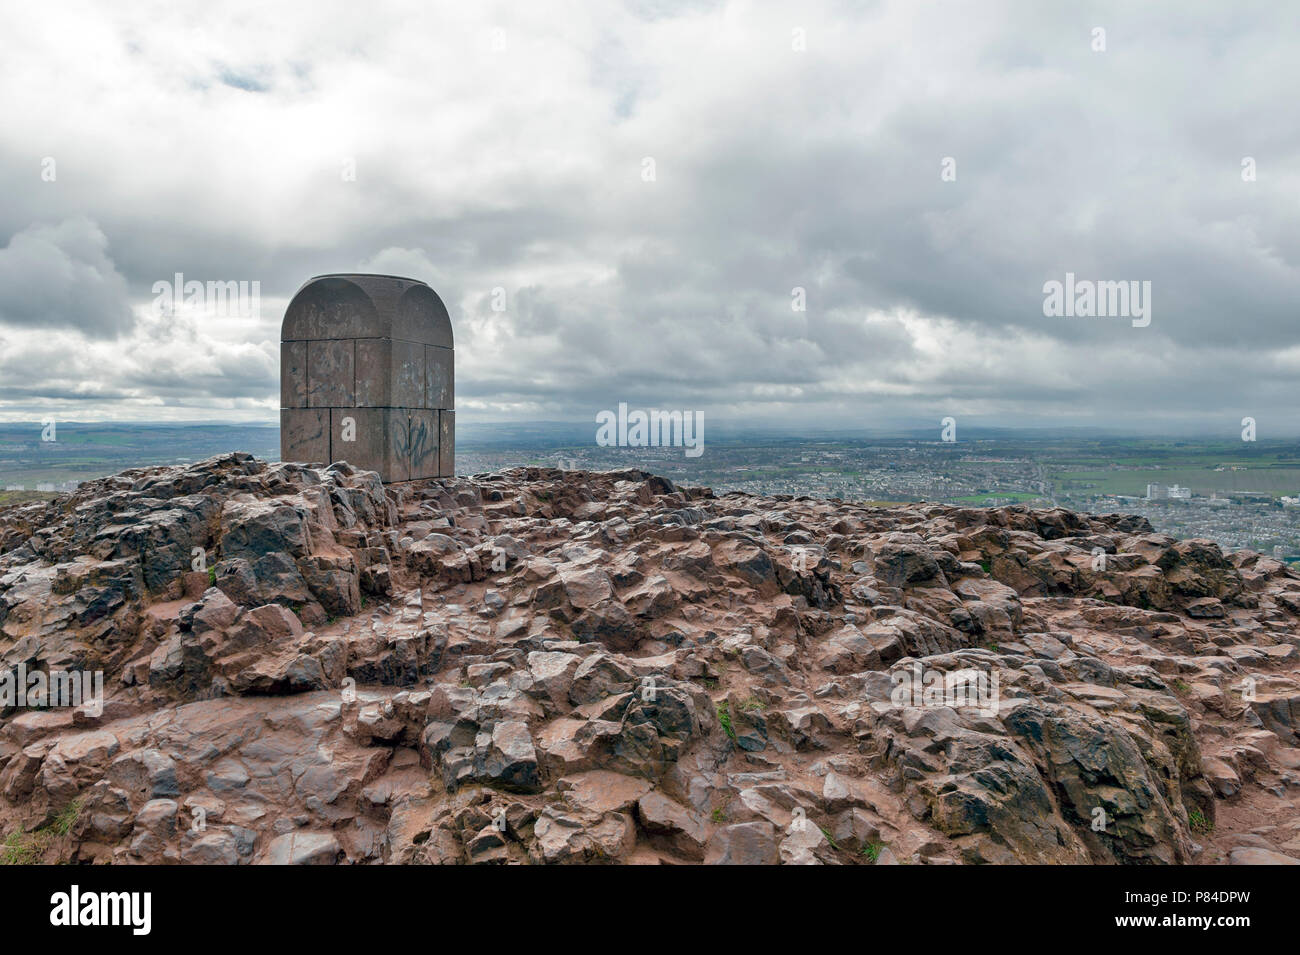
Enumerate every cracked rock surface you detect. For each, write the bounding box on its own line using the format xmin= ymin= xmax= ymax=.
xmin=1 ymin=452 xmax=1298 ymax=864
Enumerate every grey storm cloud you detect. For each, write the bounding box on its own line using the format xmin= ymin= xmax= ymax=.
xmin=0 ymin=0 xmax=1297 ymax=430
xmin=0 ymin=217 xmax=134 ymax=338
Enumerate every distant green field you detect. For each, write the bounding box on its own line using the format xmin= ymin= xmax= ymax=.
xmin=0 ymin=423 xmax=279 ymax=491
xmin=987 ymin=438 xmax=1300 ymax=470
xmin=1056 ymin=467 xmax=1300 ymax=497
xmin=0 ymin=463 xmax=126 ymax=486
xmin=0 ymin=490 xmax=59 ymax=508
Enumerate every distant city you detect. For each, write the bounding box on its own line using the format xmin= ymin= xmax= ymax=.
xmin=457 ymin=428 xmax=1300 ymax=561
xmin=1 ymin=421 xmax=1298 ymax=560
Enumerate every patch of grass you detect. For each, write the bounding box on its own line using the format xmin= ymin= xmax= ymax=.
xmin=861 ymin=841 xmax=884 ymax=863
xmin=206 ymin=566 xmax=217 ymax=588
xmin=1188 ymin=808 xmax=1214 ymax=834
xmin=0 ymin=798 xmax=80 ymax=865
xmin=818 ymin=825 xmax=839 ymax=851
xmin=710 ymin=807 xmax=727 ymax=824
xmin=715 ymin=701 xmax=736 ymax=741
xmin=1171 ymin=678 xmax=1191 ymax=695
xmin=0 ymin=827 xmax=51 ymax=865
xmin=978 ymin=560 xmax=992 ymax=574
xmin=737 ymin=696 xmax=765 ymax=712
xmin=51 ymin=797 xmax=83 ymax=837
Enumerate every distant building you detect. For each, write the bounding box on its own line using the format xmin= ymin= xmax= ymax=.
xmin=35 ymin=482 xmax=55 ymax=492
xmin=1145 ymin=483 xmax=1189 ymax=500
xmin=1146 ymin=483 xmax=1190 ymax=500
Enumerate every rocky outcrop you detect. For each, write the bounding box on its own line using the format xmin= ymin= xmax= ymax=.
xmin=0 ymin=454 xmax=1298 ymax=864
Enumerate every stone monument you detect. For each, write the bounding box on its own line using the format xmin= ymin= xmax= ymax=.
xmin=280 ymin=273 xmax=454 ymax=481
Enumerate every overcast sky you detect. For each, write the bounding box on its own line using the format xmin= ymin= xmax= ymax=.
xmin=1 ymin=0 xmax=1297 ymax=436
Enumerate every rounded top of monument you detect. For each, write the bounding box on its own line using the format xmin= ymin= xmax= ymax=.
xmin=308 ymin=272 xmax=429 ymax=285
xmin=281 ymin=273 xmax=452 ymax=348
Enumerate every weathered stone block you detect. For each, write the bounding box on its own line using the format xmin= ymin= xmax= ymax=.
xmin=281 ymin=275 xmax=384 ymax=340
xmin=356 ymin=338 xmax=424 ymax=408
xmin=394 ymin=284 xmax=454 ymax=348
xmin=439 ymin=410 xmax=455 ymax=478
xmin=332 ymin=408 xmax=408 ymax=482
xmin=426 ymin=345 xmax=453 ymax=409
xmin=307 ymin=339 xmax=354 ymax=408
xmin=281 ymin=340 xmax=307 ymax=409
xmin=407 ymin=410 xmax=440 ymax=480
xmin=281 ymin=408 xmax=330 ymax=466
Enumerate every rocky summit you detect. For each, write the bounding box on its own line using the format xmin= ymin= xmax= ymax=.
xmin=0 ymin=452 xmax=1298 ymax=866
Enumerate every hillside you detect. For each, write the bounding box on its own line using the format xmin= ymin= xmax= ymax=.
xmin=0 ymin=453 xmax=1297 ymax=865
